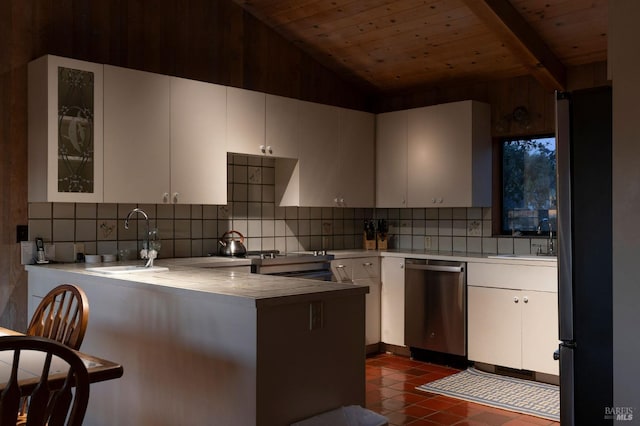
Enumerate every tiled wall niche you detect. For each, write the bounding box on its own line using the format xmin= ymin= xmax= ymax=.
xmin=28 ymin=154 xmax=552 ymax=260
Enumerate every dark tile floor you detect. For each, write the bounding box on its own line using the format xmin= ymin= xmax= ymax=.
xmin=365 ymin=353 xmax=561 ymax=426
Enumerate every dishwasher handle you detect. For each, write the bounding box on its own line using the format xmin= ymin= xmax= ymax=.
xmin=405 ymin=263 xmax=464 ymax=273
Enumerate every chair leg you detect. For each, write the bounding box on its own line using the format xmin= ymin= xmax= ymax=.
xmin=16 ymin=397 xmax=28 ymax=425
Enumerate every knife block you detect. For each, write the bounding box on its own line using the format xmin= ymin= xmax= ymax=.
xmin=376 ymin=233 xmax=388 ymax=250
xmin=363 ymin=232 xmax=376 ymax=250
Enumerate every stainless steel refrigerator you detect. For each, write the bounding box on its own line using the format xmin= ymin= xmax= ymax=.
xmin=556 ymin=87 xmax=613 ymax=425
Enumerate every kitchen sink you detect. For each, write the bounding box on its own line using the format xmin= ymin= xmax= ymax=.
xmin=487 ymin=254 xmax=557 ymax=262
xmin=85 ymin=265 xmax=169 ymax=274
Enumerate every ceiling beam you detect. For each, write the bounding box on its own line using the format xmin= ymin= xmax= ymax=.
xmin=461 ymin=0 xmax=566 ymax=91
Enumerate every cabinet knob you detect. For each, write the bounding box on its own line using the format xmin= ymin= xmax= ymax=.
xmin=260 ymin=145 xmax=266 ymax=153
xmin=266 ymin=145 xmax=272 ymax=154
xmin=402 ymin=198 xmax=406 ymax=205
xmin=363 ymin=262 xmax=373 ymax=267
xmin=523 ymin=296 xmax=529 ymax=303
xmin=400 ymin=264 xmax=404 ymax=269
xmin=163 ymin=192 xmax=170 ymax=203
xmin=173 ymin=192 xmax=179 ymax=203
xmin=336 ymin=264 xmax=346 ymax=269
xmin=514 ymin=297 xmax=519 ymax=303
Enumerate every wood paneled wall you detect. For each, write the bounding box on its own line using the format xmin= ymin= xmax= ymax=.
xmin=375 ymin=61 xmax=609 ymax=138
xmin=0 ymin=0 xmax=608 ymax=330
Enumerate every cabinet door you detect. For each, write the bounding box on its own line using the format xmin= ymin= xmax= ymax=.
xmin=338 ymin=109 xmax=375 ymax=207
xmin=468 ymin=286 xmax=522 ymax=370
xmin=380 ymin=257 xmax=405 ymax=347
xmin=170 ymin=77 xmax=227 ymax=205
xmin=265 ymin=94 xmax=299 ymax=159
xmin=522 ymin=291 xmax=559 ymax=375
xmin=376 ymin=110 xmax=408 ymax=208
xmin=355 ymin=277 xmax=381 ymax=346
xmin=407 ymin=101 xmax=490 ymax=207
xmin=103 ymin=65 xmax=171 ymax=204
xmin=28 ymin=55 xmax=104 ymax=203
xmin=298 ymin=101 xmax=341 ymax=206
xmin=227 ymin=87 xmax=266 ymax=156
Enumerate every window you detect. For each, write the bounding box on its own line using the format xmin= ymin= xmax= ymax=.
xmin=501 ymin=136 xmax=556 ymax=235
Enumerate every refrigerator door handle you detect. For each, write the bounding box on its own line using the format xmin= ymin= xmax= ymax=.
xmin=556 ymin=92 xmax=574 ymax=342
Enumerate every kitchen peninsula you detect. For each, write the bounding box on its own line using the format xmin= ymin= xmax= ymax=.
xmin=25 ymin=260 xmax=368 ymax=426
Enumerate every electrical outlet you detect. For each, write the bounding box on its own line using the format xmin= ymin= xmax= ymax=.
xmin=20 ymin=241 xmax=36 ymax=265
xmin=309 ymin=301 xmax=323 ymax=330
xmin=425 ymin=236 xmax=432 ymax=250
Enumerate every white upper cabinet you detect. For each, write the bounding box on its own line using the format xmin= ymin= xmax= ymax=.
xmin=170 ymin=77 xmax=227 ymax=205
xmin=376 ymin=100 xmax=491 ymax=208
xmin=297 ymin=101 xmax=341 ymax=206
xmin=265 ymin=94 xmax=299 ymax=158
xmin=407 ymin=100 xmax=491 ymax=207
xmin=376 ymin=110 xmax=408 ymax=208
xmin=28 ymin=55 xmax=104 ymax=203
xmin=104 ymin=66 xmax=228 ymax=205
xmin=226 ymin=86 xmax=267 ymax=156
xmin=339 ymin=108 xmax=375 ymax=207
xmin=280 ymin=101 xmax=375 ymax=207
xmin=103 ymin=65 xmax=171 ymax=204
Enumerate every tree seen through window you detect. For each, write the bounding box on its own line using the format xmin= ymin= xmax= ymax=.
xmin=502 ymin=136 xmax=556 ymax=234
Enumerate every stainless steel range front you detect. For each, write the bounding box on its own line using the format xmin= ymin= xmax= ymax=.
xmin=248 ymin=250 xmax=334 ymax=281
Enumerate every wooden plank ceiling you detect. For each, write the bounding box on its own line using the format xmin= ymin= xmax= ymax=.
xmin=233 ymin=0 xmax=608 ymax=94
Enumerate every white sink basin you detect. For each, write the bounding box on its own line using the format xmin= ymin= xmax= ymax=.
xmin=487 ymin=254 xmax=557 ymax=262
xmin=86 ymin=265 xmax=169 ymax=274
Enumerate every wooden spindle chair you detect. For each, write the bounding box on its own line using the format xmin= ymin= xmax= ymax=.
xmin=0 ymin=335 xmax=90 ymax=426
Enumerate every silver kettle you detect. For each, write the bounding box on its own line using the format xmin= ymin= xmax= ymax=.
xmin=217 ymin=230 xmax=247 ymax=257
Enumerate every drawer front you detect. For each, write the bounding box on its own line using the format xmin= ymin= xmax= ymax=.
xmin=331 ymin=259 xmax=354 ymax=282
xmin=352 ymin=257 xmax=380 ymax=280
xmin=467 ymin=262 xmax=557 ymax=292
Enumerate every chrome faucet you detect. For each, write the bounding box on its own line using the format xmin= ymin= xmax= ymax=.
xmin=124 ymin=208 xmax=156 ymax=267
xmin=537 ymin=218 xmax=555 ymax=255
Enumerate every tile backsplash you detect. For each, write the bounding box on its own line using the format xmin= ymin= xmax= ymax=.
xmin=28 ymin=154 xmax=552 ymax=260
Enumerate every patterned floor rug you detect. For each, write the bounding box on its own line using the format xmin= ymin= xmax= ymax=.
xmin=416 ymin=367 xmax=559 ymax=421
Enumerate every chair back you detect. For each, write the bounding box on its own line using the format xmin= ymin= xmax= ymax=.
xmin=27 ymin=284 xmax=89 ymax=350
xmin=0 ymin=335 xmax=90 ymax=426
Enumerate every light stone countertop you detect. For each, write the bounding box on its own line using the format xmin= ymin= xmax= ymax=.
xmin=25 ymin=258 xmax=368 ymax=308
xmin=328 ymin=249 xmax=557 ymax=266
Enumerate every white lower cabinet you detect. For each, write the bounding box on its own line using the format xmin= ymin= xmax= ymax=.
xmin=380 ymin=257 xmax=405 ymax=347
xmin=332 ymin=257 xmax=380 ymax=347
xmin=467 ymin=262 xmax=559 ymax=375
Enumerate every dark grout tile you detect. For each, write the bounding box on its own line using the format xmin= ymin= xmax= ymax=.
xmin=366 ymin=353 xmax=557 ymax=426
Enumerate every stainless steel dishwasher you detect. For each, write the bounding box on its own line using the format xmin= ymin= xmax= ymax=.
xmin=404 ymin=259 xmax=467 ymax=357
